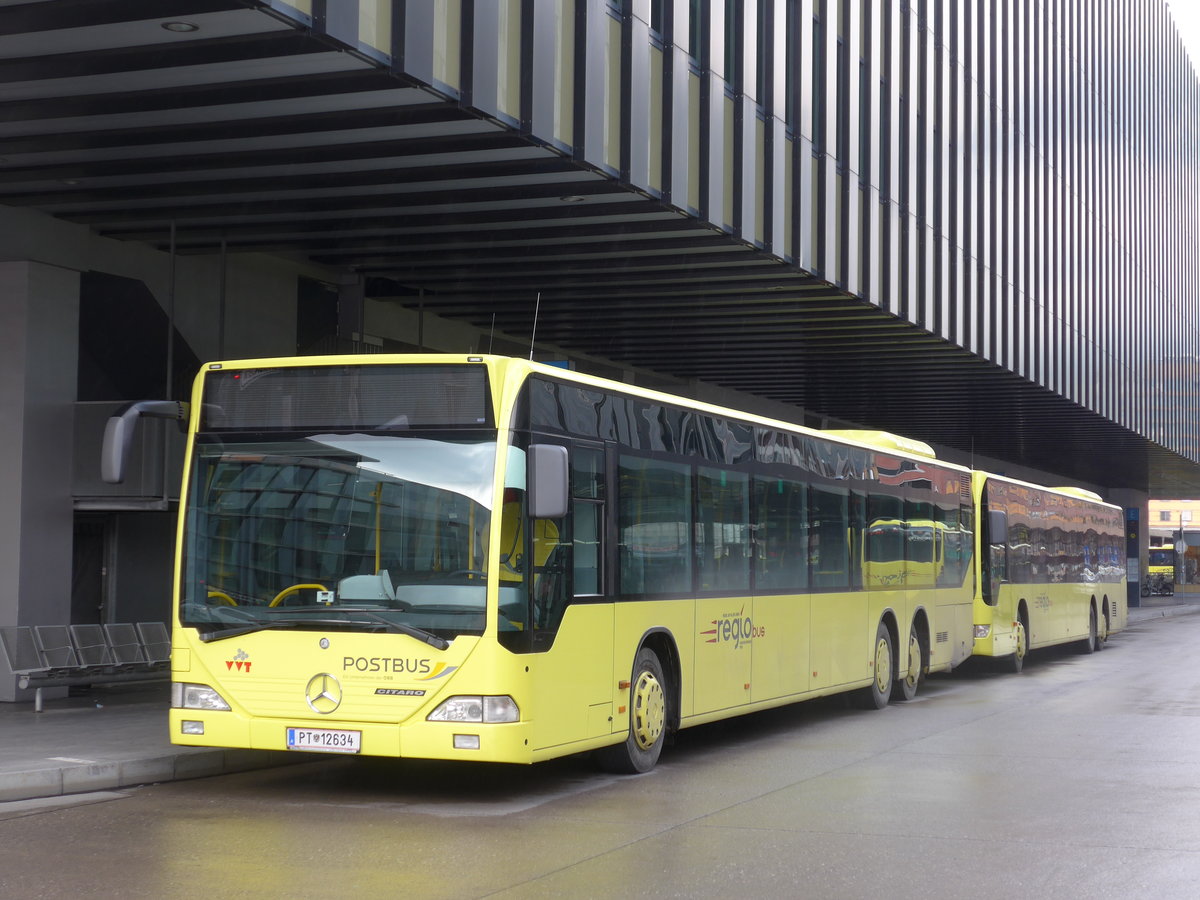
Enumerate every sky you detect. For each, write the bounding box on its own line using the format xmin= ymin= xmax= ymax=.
xmin=1167 ymin=2 xmax=1200 ymax=75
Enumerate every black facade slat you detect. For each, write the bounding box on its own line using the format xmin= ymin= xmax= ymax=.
xmin=0 ymin=30 xmax=320 ymax=83
xmin=0 ymin=0 xmax=247 ymax=36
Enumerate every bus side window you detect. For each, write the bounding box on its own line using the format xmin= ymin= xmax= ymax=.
xmin=531 ymin=518 xmax=566 ymax=629
xmin=696 ymin=466 xmax=750 ymax=592
xmin=754 ymin=476 xmax=808 ymax=591
xmin=618 ymin=455 xmax=692 ymax=595
xmin=571 ymin=447 xmax=605 ymax=596
xmin=531 ymin=443 xmax=610 ymax=630
xmin=809 ymin=486 xmax=850 ymax=588
xmin=987 ymin=509 xmax=1008 ymax=603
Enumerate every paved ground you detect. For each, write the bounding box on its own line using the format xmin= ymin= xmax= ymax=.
xmin=1 ymin=595 xmax=1196 ymax=805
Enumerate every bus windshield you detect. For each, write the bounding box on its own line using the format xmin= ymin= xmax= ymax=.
xmin=181 ymin=433 xmax=498 ymax=640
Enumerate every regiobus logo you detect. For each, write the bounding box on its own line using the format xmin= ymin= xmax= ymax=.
xmin=701 ymin=606 xmax=764 ymax=649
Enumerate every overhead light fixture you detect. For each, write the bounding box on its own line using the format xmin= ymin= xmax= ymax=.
xmin=161 ymin=21 xmax=200 ymax=33
xmin=559 ymin=195 xmax=585 ymax=203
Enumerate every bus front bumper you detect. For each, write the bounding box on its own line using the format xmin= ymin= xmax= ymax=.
xmin=169 ymin=708 xmax=534 ymax=764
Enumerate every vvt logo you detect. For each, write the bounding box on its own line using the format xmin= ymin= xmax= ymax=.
xmin=701 ymin=607 xmax=764 ymax=649
xmin=225 ymin=647 xmax=251 ymax=672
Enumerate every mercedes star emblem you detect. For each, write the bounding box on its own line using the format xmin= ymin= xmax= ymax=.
xmin=304 ymin=673 xmax=342 ymax=714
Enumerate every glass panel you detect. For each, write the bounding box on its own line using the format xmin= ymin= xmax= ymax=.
xmin=755 ymin=476 xmax=809 ymax=591
xmin=809 ymin=485 xmax=850 ymax=588
xmin=933 ymin=488 xmax=965 ymax=587
xmin=618 ymin=455 xmax=692 ymax=595
xmin=183 ymin=434 xmax=497 ymax=637
xmin=573 ymin=501 xmax=602 ymax=595
xmin=905 ymin=495 xmax=936 ymax=587
xmin=866 ymin=492 xmax=904 ymax=587
xmin=696 ymin=467 xmax=750 ymax=592
xmin=571 ymin=446 xmax=605 ymax=500
xmin=203 ymin=365 xmax=490 ymax=431
xmin=571 ymin=446 xmax=605 ymax=596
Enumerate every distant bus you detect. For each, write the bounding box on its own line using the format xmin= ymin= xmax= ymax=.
xmin=102 ymin=354 xmax=1125 ymax=771
xmin=971 ymin=475 xmax=1126 ymax=672
xmin=1146 ymin=538 xmax=1176 ymax=596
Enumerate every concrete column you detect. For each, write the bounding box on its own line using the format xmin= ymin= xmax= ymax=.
xmin=0 ymin=261 xmax=80 ymax=701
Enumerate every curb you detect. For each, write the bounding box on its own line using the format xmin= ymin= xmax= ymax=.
xmin=0 ymin=748 xmax=295 ymax=805
xmin=1128 ymin=602 xmax=1200 ymax=622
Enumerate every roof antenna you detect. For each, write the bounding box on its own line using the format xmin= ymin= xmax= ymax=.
xmin=488 ymin=313 xmax=496 ymax=355
xmin=529 ymin=291 xmax=541 ymax=361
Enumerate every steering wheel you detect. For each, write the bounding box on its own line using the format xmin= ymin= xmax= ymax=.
xmin=447 ymin=569 xmax=488 ymax=579
xmin=268 ymin=583 xmax=329 ymax=607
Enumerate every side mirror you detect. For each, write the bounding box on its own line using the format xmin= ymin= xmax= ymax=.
xmin=528 ymin=444 xmax=569 ymax=519
xmin=101 ymin=400 xmax=189 ymax=483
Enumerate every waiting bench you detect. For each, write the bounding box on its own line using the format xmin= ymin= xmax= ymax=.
xmin=0 ymin=622 xmax=170 ymax=712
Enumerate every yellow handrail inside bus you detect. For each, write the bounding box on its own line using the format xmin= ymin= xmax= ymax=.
xmin=268 ymin=583 xmax=329 ymax=607
xmin=371 ymin=482 xmax=383 ymax=575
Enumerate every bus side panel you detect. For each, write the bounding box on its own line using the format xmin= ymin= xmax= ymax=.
xmin=528 ymin=603 xmax=616 ymax=752
xmin=931 ymin=592 xmax=975 ymax=670
xmin=1108 ymin=589 xmax=1127 ymax=634
xmin=613 ymin=599 xmax=695 ymax=727
xmin=986 ymin=584 xmax=1023 ymax=657
xmin=693 ymin=596 xmax=754 ymax=714
xmin=1029 ymin=583 xmax=1090 ymax=649
xmin=750 ymin=592 xmax=810 ymax=704
xmin=810 ymin=589 xmax=869 ymax=691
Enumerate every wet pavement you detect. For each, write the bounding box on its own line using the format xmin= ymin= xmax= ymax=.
xmin=1 ymin=595 xmax=1197 ymax=805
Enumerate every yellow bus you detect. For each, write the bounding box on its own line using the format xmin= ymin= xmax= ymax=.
xmin=970 ymin=475 xmax=1126 ymax=672
xmin=1146 ymin=537 xmax=1175 ymax=596
xmin=100 ymin=354 xmax=1119 ymax=771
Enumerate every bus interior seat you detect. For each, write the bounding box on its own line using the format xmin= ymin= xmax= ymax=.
xmin=337 ymin=570 xmax=396 ymax=604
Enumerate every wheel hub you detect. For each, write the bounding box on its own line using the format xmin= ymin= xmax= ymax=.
xmin=874 ymin=637 xmax=891 ymax=692
xmin=904 ymin=634 xmax=920 ymax=687
xmin=631 ymin=670 xmax=665 ymax=750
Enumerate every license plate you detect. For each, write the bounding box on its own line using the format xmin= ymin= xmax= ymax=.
xmin=286 ymin=727 xmax=362 ymax=754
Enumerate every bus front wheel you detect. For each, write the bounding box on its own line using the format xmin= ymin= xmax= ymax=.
xmin=596 ymin=647 xmax=667 ymax=774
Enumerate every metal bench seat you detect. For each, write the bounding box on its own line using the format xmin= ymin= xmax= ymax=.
xmin=1 ymin=622 xmax=172 ymax=711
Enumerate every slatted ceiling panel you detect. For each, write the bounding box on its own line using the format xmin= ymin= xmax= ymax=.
xmin=0 ymin=1 xmax=1198 ymax=494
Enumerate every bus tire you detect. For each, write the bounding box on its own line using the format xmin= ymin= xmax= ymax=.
xmin=892 ymin=626 xmax=924 ymax=702
xmin=1010 ymin=616 xmax=1028 ymax=674
xmin=855 ymin=621 xmax=894 ymax=710
xmin=1079 ymin=607 xmax=1098 ymax=654
xmin=1095 ymin=607 xmax=1108 ymax=650
xmin=595 ymin=647 xmax=667 ymax=774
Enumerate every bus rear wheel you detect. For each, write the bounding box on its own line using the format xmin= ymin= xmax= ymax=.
xmin=1079 ymin=608 xmax=1098 ymax=654
xmin=855 ymin=622 xmax=894 ymax=709
xmin=892 ymin=628 xmax=923 ymax=702
xmin=596 ymin=647 xmax=667 ymax=774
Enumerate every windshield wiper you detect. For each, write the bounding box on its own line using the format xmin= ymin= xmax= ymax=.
xmin=198 ymin=621 xmax=298 ymax=642
xmin=328 ymin=609 xmax=451 ymax=650
xmin=198 ymin=610 xmax=450 ymax=650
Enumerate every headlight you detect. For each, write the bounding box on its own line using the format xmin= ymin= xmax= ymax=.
xmin=427 ymin=695 xmax=519 ymax=723
xmin=973 ymin=624 xmax=991 ymax=638
xmin=172 ymin=682 xmax=231 ymax=711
